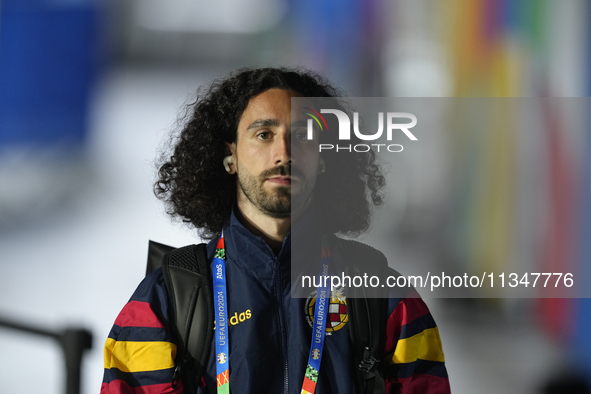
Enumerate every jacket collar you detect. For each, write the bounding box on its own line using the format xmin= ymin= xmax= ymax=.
xmin=222 ymin=203 xmax=321 ymax=267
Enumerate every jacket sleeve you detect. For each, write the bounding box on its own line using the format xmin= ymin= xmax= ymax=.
xmin=382 ymin=293 xmax=451 ymax=394
xmin=100 ymin=269 xmax=184 ymax=394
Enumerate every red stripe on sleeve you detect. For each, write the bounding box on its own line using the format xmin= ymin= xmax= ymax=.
xmin=114 ymin=301 xmax=165 ymax=328
xmin=386 ymin=296 xmax=431 ymax=351
xmin=387 ymin=374 xmax=451 ymax=394
xmin=101 ymin=380 xmax=182 ymax=394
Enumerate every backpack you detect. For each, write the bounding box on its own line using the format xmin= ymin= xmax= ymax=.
xmin=147 ymin=239 xmax=388 ymax=394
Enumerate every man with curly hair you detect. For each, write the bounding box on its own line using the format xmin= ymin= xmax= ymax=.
xmin=100 ymin=67 xmax=451 ymax=394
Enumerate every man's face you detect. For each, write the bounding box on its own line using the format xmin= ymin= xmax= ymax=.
xmin=229 ymin=89 xmax=320 ymax=219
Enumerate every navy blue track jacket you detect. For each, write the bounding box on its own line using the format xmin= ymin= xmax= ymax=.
xmin=101 ymin=210 xmax=451 ymax=393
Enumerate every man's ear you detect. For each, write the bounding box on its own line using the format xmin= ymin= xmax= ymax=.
xmin=224 ymin=142 xmax=237 ymax=175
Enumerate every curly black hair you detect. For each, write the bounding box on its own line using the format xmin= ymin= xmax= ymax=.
xmin=154 ymin=67 xmax=385 ymax=239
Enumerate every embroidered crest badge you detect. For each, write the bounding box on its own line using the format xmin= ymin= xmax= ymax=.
xmin=304 ymin=287 xmax=348 ymax=334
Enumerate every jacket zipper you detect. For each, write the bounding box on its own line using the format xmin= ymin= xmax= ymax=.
xmin=275 ymin=255 xmax=289 ymax=394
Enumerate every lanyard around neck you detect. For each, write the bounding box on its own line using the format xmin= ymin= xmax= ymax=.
xmin=212 ymin=234 xmax=230 ymax=394
xmin=212 ymin=233 xmax=332 ymax=394
xmin=301 ymin=237 xmax=331 ymax=394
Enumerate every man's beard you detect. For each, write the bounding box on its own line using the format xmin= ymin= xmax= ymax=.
xmin=237 ymin=164 xmax=313 ymax=219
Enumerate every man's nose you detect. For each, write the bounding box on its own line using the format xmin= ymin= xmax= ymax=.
xmin=273 ymin=132 xmax=291 ymax=165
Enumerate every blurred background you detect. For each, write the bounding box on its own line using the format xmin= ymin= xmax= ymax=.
xmin=0 ymin=0 xmax=590 ymax=393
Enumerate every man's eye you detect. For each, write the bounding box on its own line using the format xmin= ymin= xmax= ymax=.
xmin=293 ymin=127 xmax=313 ymax=141
xmin=295 ymin=131 xmax=310 ymax=141
xmin=257 ymin=132 xmax=272 ymax=140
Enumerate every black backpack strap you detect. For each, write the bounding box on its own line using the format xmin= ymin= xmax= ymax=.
xmin=161 ymin=244 xmax=214 ymax=393
xmin=340 ymin=239 xmax=387 ymax=394
xmin=146 ymin=240 xmax=175 ymax=275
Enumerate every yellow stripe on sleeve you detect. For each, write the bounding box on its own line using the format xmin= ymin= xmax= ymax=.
xmin=390 ymin=327 xmax=445 ymax=364
xmin=104 ymin=338 xmax=177 ymax=373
